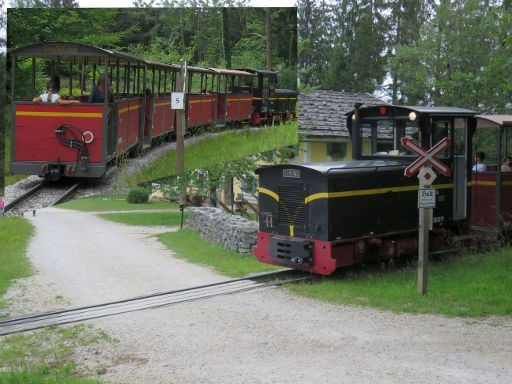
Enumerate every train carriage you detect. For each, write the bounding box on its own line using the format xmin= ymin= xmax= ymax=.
xmin=254 ymin=105 xmax=477 ymax=275
xmin=208 ymin=68 xmax=254 ymax=125
xmin=9 ymin=42 xmax=175 ymax=179
xmin=8 ymin=42 xmax=297 ymax=181
xmin=471 ymin=115 xmax=512 ymax=231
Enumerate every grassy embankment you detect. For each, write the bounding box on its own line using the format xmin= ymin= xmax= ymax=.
xmin=98 ymin=211 xmax=187 ymax=226
xmin=0 ymin=217 xmax=33 ymax=309
xmin=125 ymin=121 xmax=298 ymax=185
xmin=287 ymin=249 xmax=512 ymax=317
xmin=0 ymin=218 xmax=109 ymax=383
xmin=57 ymin=195 xmax=178 ymax=212
xmin=4 ymin=130 xmax=26 ymax=187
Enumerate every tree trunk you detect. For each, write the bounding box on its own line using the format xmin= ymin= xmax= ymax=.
xmin=266 ymin=8 xmax=272 ymax=70
xmin=222 ymin=8 xmax=231 ymax=69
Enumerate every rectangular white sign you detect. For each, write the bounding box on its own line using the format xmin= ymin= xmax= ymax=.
xmin=418 ymin=189 xmax=436 ymax=209
xmin=171 ymin=92 xmax=184 ymax=110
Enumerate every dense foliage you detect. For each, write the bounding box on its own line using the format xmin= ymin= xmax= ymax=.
xmin=299 ymin=0 xmax=512 ymax=113
xmin=6 ymin=7 xmax=297 ymax=90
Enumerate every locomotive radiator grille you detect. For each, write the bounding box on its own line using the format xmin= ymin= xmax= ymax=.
xmin=278 ymin=184 xmax=305 ymax=227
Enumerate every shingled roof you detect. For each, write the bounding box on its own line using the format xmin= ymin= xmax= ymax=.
xmin=299 ymin=90 xmax=386 ymax=138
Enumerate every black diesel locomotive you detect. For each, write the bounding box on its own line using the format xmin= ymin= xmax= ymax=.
xmin=254 ymin=105 xmax=477 ymax=274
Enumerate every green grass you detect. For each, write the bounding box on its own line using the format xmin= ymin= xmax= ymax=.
xmin=286 ymin=249 xmax=512 ymax=317
xmin=56 ymin=195 xmax=178 ymax=212
xmin=158 ymin=229 xmax=279 ymax=277
xmin=126 ymin=121 xmax=298 ymax=185
xmin=98 ymin=212 xmax=187 ymax=226
xmin=4 ymin=130 xmax=26 ymax=187
xmin=0 ymin=324 xmax=113 ymax=383
xmin=0 ymin=217 xmax=33 ymax=308
xmin=0 ymin=368 xmax=101 ymax=384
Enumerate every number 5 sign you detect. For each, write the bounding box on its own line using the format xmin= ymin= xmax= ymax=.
xmin=171 ymin=92 xmax=184 ymax=110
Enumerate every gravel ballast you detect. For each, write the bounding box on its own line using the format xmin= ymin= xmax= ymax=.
xmin=1 ymin=207 xmax=511 ymax=383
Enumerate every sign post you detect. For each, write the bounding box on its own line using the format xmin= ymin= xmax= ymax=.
xmin=174 ymin=62 xmax=187 ymax=221
xmin=402 ymin=137 xmax=450 ymax=295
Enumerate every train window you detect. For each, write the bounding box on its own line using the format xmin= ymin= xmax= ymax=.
xmin=360 ymin=118 xmax=419 ymax=157
xmin=219 ymin=76 xmax=226 ymax=93
xmin=269 ymin=75 xmax=276 ymax=90
xmin=227 ymin=75 xmax=236 ymax=93
xmin=189 ymin=73 xmax=203 ymax=94
xmin=474 ymin=126 xmax=499 ymax=165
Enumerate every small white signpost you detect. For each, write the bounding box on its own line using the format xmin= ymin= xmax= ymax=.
xmin=402 ymin=137 xmax=451 ymax=295
xmin=171 ymin=92 xmax=184 ymax=110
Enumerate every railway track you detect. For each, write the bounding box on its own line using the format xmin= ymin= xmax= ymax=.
xmin=0 ymin=270 xmax=311 ymax=336
xmin=4 ymin=180 xmax=81 ymax=216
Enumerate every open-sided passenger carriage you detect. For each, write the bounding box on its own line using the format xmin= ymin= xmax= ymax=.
xmin=9 ymin=42 xmax=260 ymax=180
xmin=472 ymin=115 xmax=512 ymax=232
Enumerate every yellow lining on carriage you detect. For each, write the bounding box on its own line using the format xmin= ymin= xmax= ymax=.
xmin=16 ymin=111 xmax=102 ymax=118
xmin=471 ymin=179 xmax=512 ymax=186
xmin=227 ymin=97 xmax=252 ymax=102
xmin=258 ymin=187 xmax=279 ymax=202
xmin=305 ymin=183 xmax=454 ymax=204
xmin=259 ymin=183 xmax=455 ymax=205
xmin=153 ymin=102 xmax=171 ymax=108
xmin=252 ymin=97 xmax=296 ymax=101
xmin=189 ymin=99 xmax=215 ymax=104
xmin=119 ymin=105 xmax=141 ymax=114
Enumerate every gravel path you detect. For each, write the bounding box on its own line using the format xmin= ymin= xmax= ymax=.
xmin=2 ymin=207 xmax=511 ymax=383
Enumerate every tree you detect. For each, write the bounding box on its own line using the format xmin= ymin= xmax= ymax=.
xmin=391 ymin=0 xmax=512 ymax=112
xmin=298 ymin=0 xmax=332 ymax=89
xmin=385 ymin=0 xmax=434 ymax=103
xmin=322 ymin=0 xmax=388 ymax=92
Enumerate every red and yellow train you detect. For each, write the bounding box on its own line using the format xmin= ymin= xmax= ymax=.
xmin=9 ymin=42 xmax=297 ymax=180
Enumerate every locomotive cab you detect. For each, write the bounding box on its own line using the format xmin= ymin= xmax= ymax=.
xmin=254 ymin=105 xmax=477 ymax=275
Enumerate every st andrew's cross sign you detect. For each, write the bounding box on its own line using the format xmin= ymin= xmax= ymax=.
xmin=401 ymin=137 xmax=451 ymax=178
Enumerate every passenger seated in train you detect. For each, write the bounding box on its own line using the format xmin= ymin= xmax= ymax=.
xmin=88 ymin=73 xmax=113 ymax=103
xmin=472 ymin=151 xmax=487 ymax=172
xmin=502 ymin=156 xmax=512 ymax=172
xmin=32 ymin=78 xmax=80 ymax=105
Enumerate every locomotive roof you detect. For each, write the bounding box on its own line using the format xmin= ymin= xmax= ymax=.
xmin=347 ymin=105 xmax=477 ymax=117
xmin=9 ymin=42 xmax=175 ymax=69
xmin=257 ymin=160 xmax=409 ymax=176
xmin=476 ymin=115 xmax=512 ymax=127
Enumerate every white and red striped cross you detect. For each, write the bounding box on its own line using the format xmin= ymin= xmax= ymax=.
xmin=401 ymin=137 xmax=451 ymax=177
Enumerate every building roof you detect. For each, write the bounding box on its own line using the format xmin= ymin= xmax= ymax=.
xmin=299 ymin=90 xmax=386 ymax=139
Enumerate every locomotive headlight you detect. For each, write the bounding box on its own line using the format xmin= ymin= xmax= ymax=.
xmin=352 ymin=113 xmax=356 ymax=120
xmin=408 ymin=112 xmax=417 ymax=121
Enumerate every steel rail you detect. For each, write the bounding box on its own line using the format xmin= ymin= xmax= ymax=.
xmin=3 ymin=181 xmax=48 ymax=214
xmin=51 ymin=182 xmax=81 ymax=206
xmin=0 ymin=271 xmax=309 ymax=336
xmin=4 ymin=180 xmax=81 ymax=215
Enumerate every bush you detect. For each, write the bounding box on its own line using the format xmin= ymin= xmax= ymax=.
xmin=127 ymin=188 xmax=149 ymax=204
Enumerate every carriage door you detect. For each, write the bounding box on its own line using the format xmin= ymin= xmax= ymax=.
xmin=452 ymin=118 xmax=468 ymax=220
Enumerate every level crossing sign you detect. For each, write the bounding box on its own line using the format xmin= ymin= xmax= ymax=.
xmin=401 ymin=137 xmax=451 ymax=178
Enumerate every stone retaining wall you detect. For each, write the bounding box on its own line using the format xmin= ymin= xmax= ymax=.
xmin=187 ymin=207 xmax=258 ymax=254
